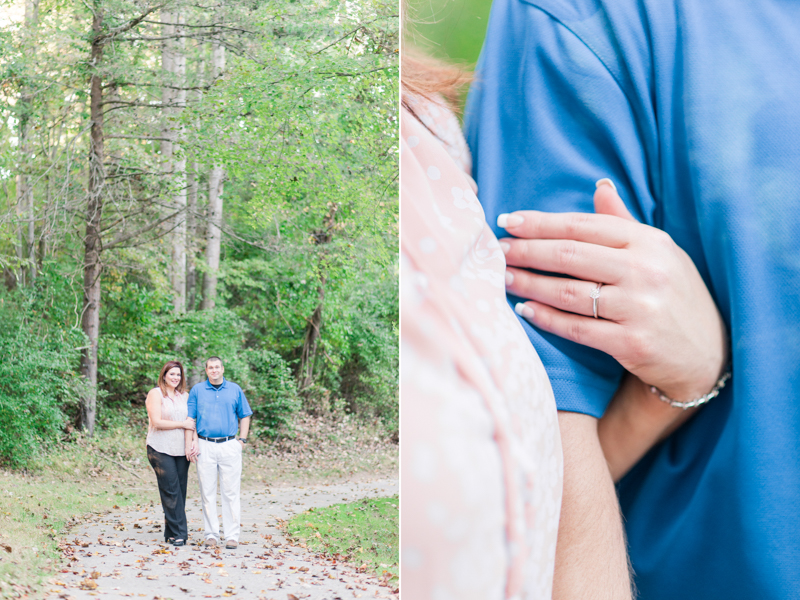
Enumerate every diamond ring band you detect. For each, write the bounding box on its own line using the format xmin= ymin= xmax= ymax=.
xmin=590 ymin=283 xmax=603 ymax=319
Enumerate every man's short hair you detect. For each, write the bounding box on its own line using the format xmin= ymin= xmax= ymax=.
xmin=205 ymin=356 xmax=224 ymax=368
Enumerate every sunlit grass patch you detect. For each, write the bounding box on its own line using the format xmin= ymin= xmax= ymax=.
xmin=286 ymin=495 xmax=399 ymax=582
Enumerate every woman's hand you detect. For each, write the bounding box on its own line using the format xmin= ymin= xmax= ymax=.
xmin=499 ymin=179 xmax=728 ymax=402
xmin=182 ymin=419 xmax=196 ymax=431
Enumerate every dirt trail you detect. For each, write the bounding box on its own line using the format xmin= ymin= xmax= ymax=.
xmin=44 ymin=479 xmax=398 ymax=600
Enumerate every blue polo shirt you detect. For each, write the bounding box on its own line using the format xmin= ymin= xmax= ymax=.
xmin=465 ymin=0 xmax=800 ymax=597
xmin=187 ymin=378 xmax=253 ymax=438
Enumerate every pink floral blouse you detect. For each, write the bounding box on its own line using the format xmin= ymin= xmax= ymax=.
xmin=400 ymin=96 xmax=563 ymax=599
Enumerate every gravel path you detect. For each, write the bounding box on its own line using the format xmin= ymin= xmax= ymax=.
xmin=43 ymin=479 xmax=398 ymax=600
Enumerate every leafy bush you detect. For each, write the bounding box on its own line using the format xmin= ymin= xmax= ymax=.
xmin=0 ymin=281 xmax=84 ymax=467
xmin=99 ymin=305 xmax=250 ymax=408
xmin=244 ymin=348 xmax=299 ymax=437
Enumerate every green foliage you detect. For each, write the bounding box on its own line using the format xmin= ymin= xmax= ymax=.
xmin=0 ymin=278 xmax=84 ymax=467
xmin=244 ymin=348 xmax=300 ymax=437
xmin=286 ymin=495 xmax=399 ymax=580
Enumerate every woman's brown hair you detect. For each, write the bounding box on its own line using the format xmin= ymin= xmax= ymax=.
xmin=158 ymin=361 xmax=187 ymax=397
xmin=401 ymin=50 xmax=472 ymax=114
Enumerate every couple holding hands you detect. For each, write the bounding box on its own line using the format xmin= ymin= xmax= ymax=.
xmin=402 ymin=0 xmax=799 ymax=598
xmin=144 ymin=357 xmax=252 ymax=549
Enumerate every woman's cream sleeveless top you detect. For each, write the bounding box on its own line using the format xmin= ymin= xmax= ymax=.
xmin=145 ymin=389 xmax=189 ymax=456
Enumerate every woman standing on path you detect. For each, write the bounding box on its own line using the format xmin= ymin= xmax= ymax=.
xmin=145 ymin=360 xmax=197 ymax=546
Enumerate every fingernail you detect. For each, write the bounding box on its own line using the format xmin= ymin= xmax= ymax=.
xmin=505 ymin=270 xmax=514 ymax=286
xmin=595 ymin=178 xmax=617 ymax=191
xmin=514 ymin=302 xmax=534 ymax=320
xmin=499 ymin=241 xmax=511 ymax=254
xmin=497 ymin=213 xmax=524 ymax=228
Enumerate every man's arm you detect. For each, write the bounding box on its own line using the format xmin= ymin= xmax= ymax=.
xmin=237 ymin=416 xmax=250 ymax=446
xmin=464 ymin=3 xmax=663 ymax=595
xmin=554 ymin=412 xmax=632 ymax=600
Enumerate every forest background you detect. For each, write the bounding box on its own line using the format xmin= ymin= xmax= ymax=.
xmin=0 ymin=0 xmax=398 ymax=467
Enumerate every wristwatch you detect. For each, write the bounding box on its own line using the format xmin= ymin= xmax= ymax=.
xmin=238 ymin=438 xmax=247 ymax=444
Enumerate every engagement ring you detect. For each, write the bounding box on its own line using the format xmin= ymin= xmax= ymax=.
xmin=590 ymin=283 xmax=603 ymax=319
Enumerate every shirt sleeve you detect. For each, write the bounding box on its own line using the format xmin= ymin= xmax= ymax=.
xmin=464 ymin=0 xmax=659 ymax=418
xmin=187 ymin=386 xmax=198 ymax=420
xmin=236 ymin=386 xmax=253 ymax=419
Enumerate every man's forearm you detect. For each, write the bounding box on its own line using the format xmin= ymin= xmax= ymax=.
xmin=599 ymin=373 xmax=697 ymax=482
xmin=553 ymin=411 xmax=632 ymax=600
xmin=238 ymin=416 xmax=250 ymax=439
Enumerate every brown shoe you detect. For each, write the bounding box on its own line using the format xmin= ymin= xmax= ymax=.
xmin=225 ymin=539 xmax=238 ymax=549
xmin=205 ymin=537 xmax=218 ymax=547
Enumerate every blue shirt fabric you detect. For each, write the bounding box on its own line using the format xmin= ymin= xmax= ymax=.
xmin=187 ymin=378 xmax=253 ymax=438
xmin=464 ymin=0 xmax=800 ymax=597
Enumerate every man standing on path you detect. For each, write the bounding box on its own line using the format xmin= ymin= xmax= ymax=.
xmin=185 ymin=356 xmax=252 ymax=550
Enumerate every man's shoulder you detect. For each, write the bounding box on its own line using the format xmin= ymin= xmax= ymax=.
xmin=188 ymin=382 xmax=207 ymax=395
xmin=225 ymin=380 xmax=244 ymax=393
xmin=509 ymin=0 xmax=640 ymax=21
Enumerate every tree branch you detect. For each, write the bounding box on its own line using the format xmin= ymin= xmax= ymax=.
xmin=106 ymin=134 xmax=172 ymax=141
xmin=114 ymin=31 xmax=219 ymax=42
xmin=103 ymin=209 xmax=181 ymax=251
xmin=310 ymin=16 xmax=396 ymax=56
xmin=96 ymin=2 xmax=171 ymax=43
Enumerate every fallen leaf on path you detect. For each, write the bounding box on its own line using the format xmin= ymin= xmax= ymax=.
xmin=287 ymin=595 xmax=299 ymax=600
xmin=202 ymin=578 xmax=213 ymax=584
xmin=79 ymin=578 xmax=98 ymax=590
xmin=147 ymin=575 xmax=159 ymax=580
xmin=90 ymin=571 xmax=101 ymax=579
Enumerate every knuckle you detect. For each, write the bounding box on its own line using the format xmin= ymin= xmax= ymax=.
xmin=558 ymin=280 xmax=578 ymax=308
xmin=528 ymin=211 xmax=544 ymax=234
xmin=568 ymin=319 xmax=587 ymax=344
xmin=626 ymin=329 xmax=652 ymax=362
xmin=563 ymin=212 xmax=591 ymax=237
xmin=554 ymin=241 xmax=578 ymax=269
xmin=652 ymin=228 xmax=676 ymax=249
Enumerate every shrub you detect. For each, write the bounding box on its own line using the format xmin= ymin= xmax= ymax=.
xmin=0 ymin=284 xmax=83 ymax=467
xmin=244 ymin=348 xmax=299 ymax=437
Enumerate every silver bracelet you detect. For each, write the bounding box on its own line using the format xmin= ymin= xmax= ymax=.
xmin=649 ymin=370 xmax=731 ymax=410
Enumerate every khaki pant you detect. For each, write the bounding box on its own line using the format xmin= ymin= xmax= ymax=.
xmin=196 ymin=438 xmax=242 ymax=542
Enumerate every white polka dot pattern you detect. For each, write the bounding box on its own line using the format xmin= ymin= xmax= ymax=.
xmin=401 ymin=97 xmax=563 ymax=600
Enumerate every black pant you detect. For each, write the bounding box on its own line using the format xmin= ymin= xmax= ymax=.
xmin=146 ymin=445 xmax=190 ymax=542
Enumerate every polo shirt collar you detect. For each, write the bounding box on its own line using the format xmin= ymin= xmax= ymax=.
xmin=204 ymin=377 xmax=227 ymax=389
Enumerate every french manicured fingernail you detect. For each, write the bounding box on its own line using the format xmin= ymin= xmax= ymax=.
xmin=505 ymin=270 xmax=514 ymax=286
xmin=497 ymin=213 xmax=524 ymax=228
xmin=595 ymin=178 xmax=617 ymax=191
xmin=499 ymin=241 xmax=511 ymax=254
xmin=514 ymin=302 xmax=534 ymax=320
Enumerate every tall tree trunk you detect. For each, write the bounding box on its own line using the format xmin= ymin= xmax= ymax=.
xmin=299 ymin=282 xmax=325 ymax=391
xmin=171 ymin=14 xmax=187 ymax=312
xmin=16 ymin=0 xmax=39 ymax=285
xmin=80 ymin=11 xmax=105 ymax=435
xmin=202 ymin=166 xmax=224 ymax=310
xmin=186 ymin=162 xmax=198 ymax=310
xmin=298 ymin=203 xmax=338 ymax=391
xmin=201 ymin=36 xmax=225 ymax=310
xmin=161 ymin=10 xmax=187 ymax=313
xmin=186 ymin=57 xmax=204 ymax=312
